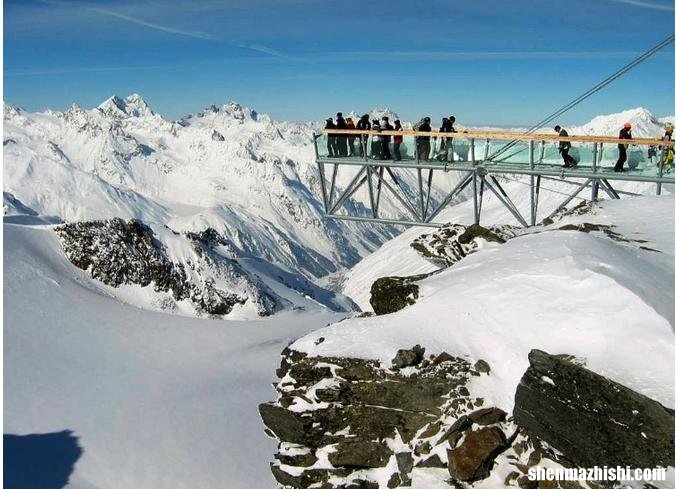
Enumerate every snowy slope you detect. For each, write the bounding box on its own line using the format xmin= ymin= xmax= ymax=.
xmin=4 ymin=220 xmax=348 ymax=489
xmin=293 ymin=196 xmax=675 ymax=418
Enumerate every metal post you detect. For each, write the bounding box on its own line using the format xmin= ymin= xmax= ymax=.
xmin=591 ymin=142 xmax=599 ymax=201
xmin=472 ymin=171 xmax=479 ymax=225
xmin=470 ymin=138 xmax=476 ymax=164
xmin=657 ymin=147 xmax=665 ymax=195
xmin=313 ymin=133 xmax=329 ymax=212
xmin=534 ymin=175 xmax=541 ymax=223
xmin=366 ymin=166 xmax=377 ymax=218
xmin=539 ymin=140 xmax=546 ymax=163
xmin=424 ymin=169 xmax=434 ymax=219
xmin=483 ymin=139 xmax=490 ymax=161
xmin=529 ymin=140 xmax=535 ymax=226
xmin=417 ymin=165 xmax=425 ymax=220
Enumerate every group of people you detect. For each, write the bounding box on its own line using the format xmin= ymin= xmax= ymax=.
xmin=325 ymin=114 xmax=674 ymax=172
xmin=324 ymin=113 xmax=457 ymax=161
xmin=555 ymin=122 xmax=674 ymax=172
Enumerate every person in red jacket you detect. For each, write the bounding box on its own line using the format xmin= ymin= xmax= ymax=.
xmin=393 ymin=120 xmax=403 ymax=161
xmin=614 ymin=122 xmax=632 ymax=172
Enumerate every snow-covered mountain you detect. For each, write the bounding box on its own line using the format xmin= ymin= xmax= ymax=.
xmin=571 ymin=107 xmax=672 ymax=138
xmin=4 ymin=94 xmax=407 ymax=317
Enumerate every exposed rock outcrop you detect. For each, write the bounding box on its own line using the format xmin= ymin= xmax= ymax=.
xmin=369 ymin=272 xmax=437 ymax=315
xmin=514 ymin=349 xmax=675 ymax=470
xmin=411 ymin=223 xmax=520 ymax=268
xmin=259 ymin=347 xmax=506 ymax=488
xmin=55 ymin=218 xmax=282 ymax=316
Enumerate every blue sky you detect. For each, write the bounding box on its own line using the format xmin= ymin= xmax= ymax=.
xmin=4 ymin=0 xmax=675 ymax=125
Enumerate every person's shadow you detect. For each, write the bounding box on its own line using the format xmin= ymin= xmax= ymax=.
xmin=4 ymin=430 xmax=83 ymax=489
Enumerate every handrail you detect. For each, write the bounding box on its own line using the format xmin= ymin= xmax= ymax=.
xmin=321 ymin=129 xmax=674 ymax=147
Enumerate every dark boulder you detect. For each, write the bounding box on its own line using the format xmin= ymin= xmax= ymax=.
xmin=468 ymin=407 xmax=506 ymax=426
xmin=328 ymin=440 xmax=392 ymax=468
xmin=369 ymin=275 xmax=423 ymax=315
xmin=391 ymin=345 xmax=425 ymax=369
xmin=513 ymin=349 xmax=675 ymax=470
xmin=447 ymin=426 xmax=508 ymax=481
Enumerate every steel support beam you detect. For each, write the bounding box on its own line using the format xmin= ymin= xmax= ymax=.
xmin=544 ymin=178 xmax=593 ymax=221
xmin=483 ymin=176 xmax=529 ymax=227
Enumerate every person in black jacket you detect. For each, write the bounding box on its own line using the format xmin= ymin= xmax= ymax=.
xmin=356 ymin=114 xmax=371 ymax=157
xmin=416 ymin=117 xmax=432 ymax=161
xmin=381 ymin=116 xmax=393 ymax=160
xmin=554 ymin=125 xmax=577 ymax=168
xmin=335 ymin=112 xmax=348 ymax=157
xmin=437 ymin=117 xmax=458 ymax=161
xmin=324 ymin=118 xmax=336 ymax=157
xmin=614 ymin=122 xmax=632 ymax=172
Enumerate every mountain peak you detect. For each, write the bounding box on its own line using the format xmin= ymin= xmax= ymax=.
xmin=98 ymin=93 xmax=154 ymax=118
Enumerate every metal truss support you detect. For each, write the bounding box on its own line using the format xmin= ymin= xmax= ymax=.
xmin=544 ymin=178 xmax=593 ymax=221
xmin=329 ymin=167 xmax=367 ymax=215
xmin=599 ymin=179 xmax=620 ymax=200
xmin=425 ymin=172 xmax=473 ymax=223
xmin=482 ymin=176 xmax=529 ymax=227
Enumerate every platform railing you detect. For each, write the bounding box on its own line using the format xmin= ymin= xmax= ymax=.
xmin=313 ymin=128 xmax=674 ymax=227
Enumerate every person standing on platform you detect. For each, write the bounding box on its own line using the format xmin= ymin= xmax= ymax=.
xmin=336 ymin=112 xmax=348 ymax=157
xmin=356 ymin=114 xmax=371 ymax=157
xmin=661 ymin=124 xmax=674 ymax=172
xmin=416 ymin=117 xmax=432 ymax=161
xmin=381 ymin=116 xmax=394 ymax=160
xmin=554 ymin=125 xmax=578 ymax=168
xmin=393 ymin=120 xmax=403 ymax=161
xmin=324 ymin=118 xmax=336 ymax=157
xmin=614 ymin=122 xmax=632 ymax=172
xmin=371 ymin=119 xmax=383 ymax=159
xmin=346 ymin=117 xmax=357 ymax=156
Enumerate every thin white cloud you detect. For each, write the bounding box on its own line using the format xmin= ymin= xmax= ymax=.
xmin=36 ymin=0 xmax=284 ymax=56
xmin=87 ymin=6 xmax=219 ymax=40
xmin=607 ymin=0 xmax=674 ymax=10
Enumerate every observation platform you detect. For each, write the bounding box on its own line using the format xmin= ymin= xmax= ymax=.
xmin=313 ymin=128 xmax=674 ymax=227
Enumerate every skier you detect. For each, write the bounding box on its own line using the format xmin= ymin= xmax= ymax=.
xmin=324 ymin=118 xmax=337 ymax=157
xmin=356 ymin=114 xmax=371 ymax=157
xmin=381 ymin=116 xmax=393 ymax=160
xmin=415 ymin=117 xmax=432 ymax=162
xmin=393 ymin=120 xmax=404 ymax=161
xmin=614 ymin=122 xmax=632 ymax=172
xmin=554 ymin=125 xmax=578 ymax=168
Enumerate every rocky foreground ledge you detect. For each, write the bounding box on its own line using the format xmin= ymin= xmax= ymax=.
xmin=260 ymin=347 xmax=674 ymax=488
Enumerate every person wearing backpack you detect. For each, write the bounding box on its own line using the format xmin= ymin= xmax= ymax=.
xmin=416 ymin=117 xmax=432 ymax=162
xmin=614 ymin=122 xmax=632 ymax=172
xmin=554 ymin=125 xmax=578 ymax=168
xmin=393 ymin=120 xmax=404 ymax=161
